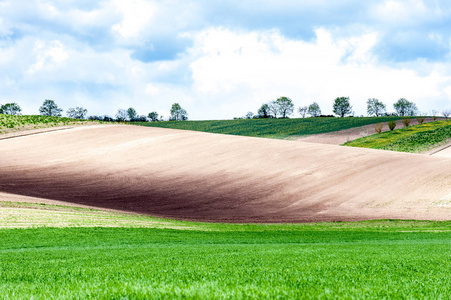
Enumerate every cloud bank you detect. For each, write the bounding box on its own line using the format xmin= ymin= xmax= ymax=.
xmin=0 ymin=0 xmax=451 ymax=119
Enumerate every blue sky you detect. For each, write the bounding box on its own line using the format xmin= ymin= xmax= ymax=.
xmin=1 ymin=0 xmax=451 ymax=119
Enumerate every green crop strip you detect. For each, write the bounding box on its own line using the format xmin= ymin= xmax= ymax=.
xmin=0 ymin=114 xmax=101 ymax=134
xmin=1 ymin=222 xmax=451 ymax=299
xmin=344 ymin=120 xmax=451 ymax=152
xmin=134 ymin=116 xmax=402 ymax=139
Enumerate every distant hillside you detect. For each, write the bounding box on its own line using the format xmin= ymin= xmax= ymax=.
xmin=134 ymin=116 xmax=402 ymax=139
xmin=0 ymin=114 xmax=100 ymax=135
xmin=344 ymin=119 xmax=451 ymax=153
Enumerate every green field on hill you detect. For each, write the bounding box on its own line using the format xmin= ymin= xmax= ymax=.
xmin=0 ymin=114 xmax=99 ymax=134
xmin=1 ymin=202 xmax=451 ymax=299
xmin=134 ymin=116 xmax=401 ymax=139
xmin=345 ymin=119 xmax=451 ymax=153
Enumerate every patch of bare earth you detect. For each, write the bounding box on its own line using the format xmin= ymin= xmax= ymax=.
xmin=1 ymin=125 xmax=451 ymax=223
xmin=296 ymin=118 xmax=437 ymax=145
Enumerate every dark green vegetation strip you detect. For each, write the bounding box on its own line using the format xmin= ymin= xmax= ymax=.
xmin=135 ymin=116 xmax=401 ymax=139
xmin=0 ymin=114 xmax=99 ymax=134
xmin=344 ymin=120 xmax=451 ymax=153
xmin=2 ymin=220 xmax=451 ymax=299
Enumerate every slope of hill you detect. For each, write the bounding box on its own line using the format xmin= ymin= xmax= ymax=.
xmin=1 ymin=125 xmax=450 ymax=222
xmin=134 ymin=116 xmax=402 ymax=139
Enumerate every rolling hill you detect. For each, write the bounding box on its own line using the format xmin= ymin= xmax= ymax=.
xmin=1 ymin=125 xmax=450 ymax=222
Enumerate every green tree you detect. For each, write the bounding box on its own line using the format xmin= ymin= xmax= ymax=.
xmin=170 ymin=103 xmax=188 ymax=121
xmin=39 ymin=99 xmax=63 ymax=117
xmin=257 ymin=103 xmax=271 ymax=118
xmin=0 ymin=102 xmax=22 ymax=115
xmin=307 ymin=102 xmax=321 ymax=117
xmin=148 ymin=111 xmax=159 ymax=122
xmin=275 ymin=97 xmax=294 ymax=118
xmin=393 ymin=98 xmax=417 ymax=116
xmin=66 ymin=107 xmax=87 ymax=119
xmin=333 ymin=97 xmax=352 ymax=117
xmin=367 ymin=98 xmax=386 ymax=117
xmin=127 ymin=107 xmax=137 ymax=120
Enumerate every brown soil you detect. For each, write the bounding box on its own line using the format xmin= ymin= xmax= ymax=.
xmin=1 ymin=125 xmax=451 ymax=223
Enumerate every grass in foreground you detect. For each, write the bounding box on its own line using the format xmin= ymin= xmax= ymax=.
xmin=2 ymin=202 xmax=451 ymax=298
xmin=134 ymin=116 xmax=401 ymax=139
xmin=344 ymin=119 xmax=451 ymax=152
xmin=0 ymin=114 xmax=100 ymax=135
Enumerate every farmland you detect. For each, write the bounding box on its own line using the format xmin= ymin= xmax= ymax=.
xmin=344 ymin=119 xmax=451 ymax=153
xmin=1 ymin=210 xmax=451 ymax=299
xmin=134 ymin=116 xmax=402 ymax=139
xmin=1 ymin=119 xmax=451 ymax=298
xmin=0 ymin=114 xmax=100 ymax=135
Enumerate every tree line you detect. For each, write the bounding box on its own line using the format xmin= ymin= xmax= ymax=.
xmin=242 ymin=97 xmax=451 ymax=119
xmin=0 ymin=100 xmax=189 ymax=122
xmin=1 ymin=98 xmax=450 ymax=121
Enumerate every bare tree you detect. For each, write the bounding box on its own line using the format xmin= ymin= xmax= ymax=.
xmin=298 ymin=106 xmax=308 ymax=118
xmin=442 ymin=110 xmax=451 ymax=119
xmin=67 ymin=107 xmax=88 ymax=119
xmin=268 ymin=101 xmax=279 ymax=118
xmin=367 ymin=98 xmax=386 ymax=117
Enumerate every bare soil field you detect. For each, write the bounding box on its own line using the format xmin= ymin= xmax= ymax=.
xmin=1 ymin=125 xmax=451 ymax=222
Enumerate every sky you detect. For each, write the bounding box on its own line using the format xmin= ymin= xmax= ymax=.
xmin=1 ymin=0 xmax=451 ymax=120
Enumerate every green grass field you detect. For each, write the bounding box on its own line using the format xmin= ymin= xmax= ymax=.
xmin=1 ymin=202 xmax=451 ymax=299
xmin=134 ymin=116 xmax=401 ymax=139
xmin=344 ymin=119 xmax=451 ymax=153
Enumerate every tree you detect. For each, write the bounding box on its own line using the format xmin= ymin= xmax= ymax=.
xmin=115 ymin=108 xmax=128 ymax=122
xmin=298 ymin=106 xmax=308 ymax=118
xmin=257 ymin=103 xmax=271 ymax=118
xmin=0 ymin=102 xmax=22 ymax=115
xmin=333 ymin=97 xmax=352 ymax=117
xmin=268 ymin=101 xmax=279 ymax=118
xmin=66 ymin=107 xmax=87 ymax=119
xmin=39 ymin=99 xmax=62 ymax=117
xmin=127 ymin=107 xmax=137 ymax=120
xmin=275 ymin=97 xmax=294 ymax=118
xmin=367 ymin=98 xmax=386 ymax=117
xmin=170 ymin=103 xmax=188 ymax=121
xmin=148 ymin=111 xmax=159 ymax=122
xmin=442 ymin=110 xmax=451 ymax=120
xmin=307 ymin=102 xmax=321 ymax=117
xmin=393 ymin=98 xmax=417 ymax=116
xmin=245 ymin=111 xmax=254 ymax=119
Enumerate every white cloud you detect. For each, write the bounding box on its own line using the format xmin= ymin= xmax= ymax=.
xmin=187 ymin=28 xmax=451 ymax=117
xmin=373 ymin=0 xmax=439 ymax=24
xmin=28 ymin=40 xmax=69 ymax=74
xmin=112 ymin=0 xmax=156 ymax=39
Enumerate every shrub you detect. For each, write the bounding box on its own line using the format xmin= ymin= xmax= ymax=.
xmin=433 ymin=116 xmax=438 ymax=121
xmin=401 ymin=118 xmax=411 ymax=127
xmin=388 ymin=121 xmax=397 ymax=131
xmin=374 ymin=123 xmax=383 ymax=134
xmin=416 ymin=117 xmax=425 ymax=124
